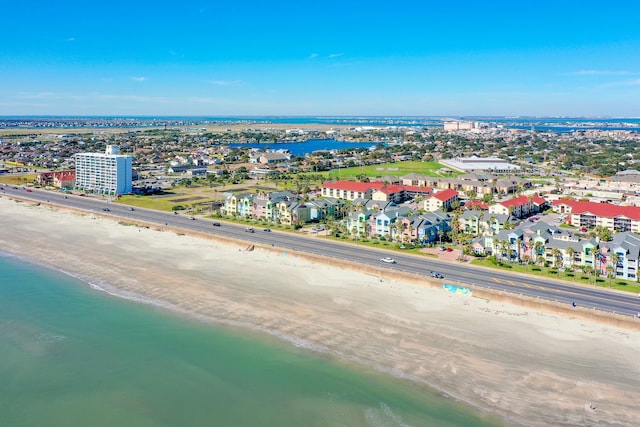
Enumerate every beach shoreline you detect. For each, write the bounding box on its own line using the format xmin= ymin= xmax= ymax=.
xmin=2 ymin=196 xmax=640 ymax=426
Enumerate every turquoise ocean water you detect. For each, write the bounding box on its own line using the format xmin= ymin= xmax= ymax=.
xmin=0 ymin=253 xmax=506 ymax=427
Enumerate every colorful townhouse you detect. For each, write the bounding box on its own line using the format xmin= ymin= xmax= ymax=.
xmin=601 ymin=232 xmax=640 ymax=281
xmin=472 ymin=221 xmax=639 ymax=281
xmin=223 ymin=191 xmax=300 ymax=220
xmin=459 ymin=211 xmax=512 ymax=236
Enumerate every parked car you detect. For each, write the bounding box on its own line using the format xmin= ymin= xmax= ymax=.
xmin=26 ymin=189 xmax=32 ymax=192
xmin=439 ymin=246 xmax=446 ymax=251
xmin=430 ymin=271 xmax=444 ymax=279
xmin=446 ymin=247 xmax=453 ymax=252
xmin=380 ymin=257 xmax=396 ymax=264
xmin=189 ymin=217 xmax=196 ymax=220
xmin=263 ymin=228 xmax=271 ymax=232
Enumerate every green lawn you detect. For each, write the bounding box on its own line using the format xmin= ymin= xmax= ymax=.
xmin=116 ymin=191 xmax=219 ymax=213
xmin=470 ymin=258 xmax=640 ymax=294
xmin=327 ymin=161 xmax=461 ymax=179
xmin=0 ymin=174 xmax=37 ymax=185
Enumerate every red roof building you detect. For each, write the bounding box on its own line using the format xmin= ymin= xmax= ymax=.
xmin=552 ymin=199 xmax=640 ymax=232
xmin=36 ymin=170 xmax=76 ymax=188
xmin=489 ymin=195 xmax=548 ymax=218
xmin=465 ymin=201 xmax=489 ymax=210
xmin=424 ymin=189 xmax=459 ymax=212
xmin=322 ymin=180 xmax=431 ymax=202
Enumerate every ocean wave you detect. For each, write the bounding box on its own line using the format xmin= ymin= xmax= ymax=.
xmin=364 ymin=402 xmax=413 ymax=427
xmin=37 ymin=333 xmax=66 ymax=344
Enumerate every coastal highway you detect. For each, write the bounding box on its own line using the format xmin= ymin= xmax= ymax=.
xmin=3 ymin=186 xmax=640 ymax=318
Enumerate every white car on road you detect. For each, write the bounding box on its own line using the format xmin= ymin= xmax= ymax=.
xmin=380 ymin=257 xmax=396 ymax=264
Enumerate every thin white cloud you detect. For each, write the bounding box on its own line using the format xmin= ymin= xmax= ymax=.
xmin=597 ymin=78 xmax=640 ymax=89
xmin=570 ymin=70 xmax=636 ymax=76
xmin=130 ymin=76 xmax=147 ymax=82
xmin=66 ymin=37 xmax=75 ymax=42
xmin=328 ymin=53 xmax=344 ymax=58
xmin=208 ymin=79 xmax=243 ymax=86
xmin=309 ymin=53 xmax=319 ymax=59
xmin=96 ymin=94 xmax=173 ymax=103
xmin=15 ymin=92 xmax=60 ymax=99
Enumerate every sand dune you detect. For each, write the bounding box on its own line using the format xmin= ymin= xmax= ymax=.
xmin=2 ymin=196 xmax=640 ymax=426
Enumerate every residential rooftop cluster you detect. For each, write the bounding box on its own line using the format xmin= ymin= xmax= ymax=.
xmin=2 ymin=120 xmax=640 ymax=282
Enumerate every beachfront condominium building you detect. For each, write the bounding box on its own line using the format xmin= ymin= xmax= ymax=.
xmin=75 ymin=145 xmax=132 ymax=195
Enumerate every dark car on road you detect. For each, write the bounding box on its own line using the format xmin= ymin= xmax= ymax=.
xmin=212 ymin=222 xmax=221 ymax=226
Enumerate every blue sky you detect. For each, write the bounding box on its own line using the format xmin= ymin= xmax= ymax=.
xmin=2 ymin=1 xmax=640 ymax=117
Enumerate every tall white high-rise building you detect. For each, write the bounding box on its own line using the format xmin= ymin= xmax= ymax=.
xmin=75 ymin=145 xmax=132 ymax=195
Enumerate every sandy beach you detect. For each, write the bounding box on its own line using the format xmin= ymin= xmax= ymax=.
xmin=2 ymin=196 xmax=640 ymax=426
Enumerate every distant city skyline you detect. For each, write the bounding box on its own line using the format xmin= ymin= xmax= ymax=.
xmin=2 ymin=1 xmax=639 ymax=117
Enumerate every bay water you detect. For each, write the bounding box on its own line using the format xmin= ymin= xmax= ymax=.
xmin=0 ymin=253 xmax=506 ymax=427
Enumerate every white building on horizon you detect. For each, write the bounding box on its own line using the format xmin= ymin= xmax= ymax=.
xmin=75 ymin=145 xmax=132 ymax=195
xmin=440 ymin=156 xmax=520 ymax=174
xmin=443 ymin=121 xmax=477 ymax=131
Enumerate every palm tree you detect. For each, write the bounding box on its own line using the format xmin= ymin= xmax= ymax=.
xmin=584 ymin=265 xmax=594 ymax=283
xmin=566 ymin=246 xmax=576 ymax=280
xmin=477 ymin=212 xmax=485 ymax=236
xmin=393 ymin=219 xmax=404 ymax=243
xmin=498 ymin=239 xmax=510 ymax=263
xmin=534 ymin=241 xmax=544 ymax=260
xmin=535 ymin=254 xmax=546 ymax=272
xmin=606 ymin=264 xmax=615 ymax=285
xmin=566 ymin=247 xmax=576 ymax=270
xmin=610 ymin=252 xmax=620 ymax=275
xmin=595 ymin=253 xmax=607 ymax=283
xmin=488 ymin=215 xmax=497 ymax=235
xmin=551 ymin=248 xmax=563 ymax=270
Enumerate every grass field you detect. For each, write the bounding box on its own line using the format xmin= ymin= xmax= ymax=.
xmin=117 ymin=187 xmax=221 ymax=213
xmin=326 ymin=161 xmax=460 ymax=179
xmin=471 ymin=258 xmax=640 ymax=294
xmin=0 ymin=174 xmax=37 ymax=185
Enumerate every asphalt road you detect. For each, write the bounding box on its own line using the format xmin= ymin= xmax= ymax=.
xmin=3 ymin=185 xmax=640 ymax=318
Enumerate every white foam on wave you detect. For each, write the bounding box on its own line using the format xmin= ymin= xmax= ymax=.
xmin=363 ymin=402 xmax=413 ymax=427
xmin=37 ymin=333 xmax=66 ymax=344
